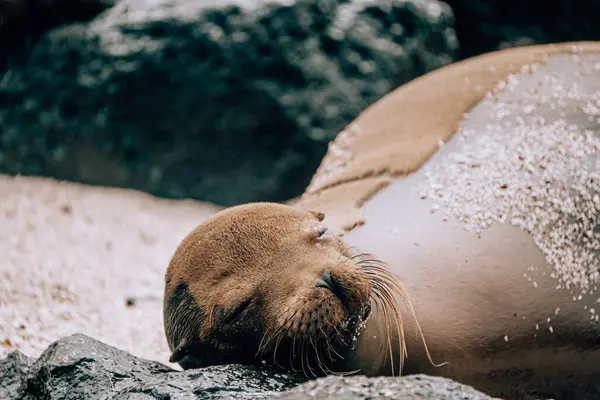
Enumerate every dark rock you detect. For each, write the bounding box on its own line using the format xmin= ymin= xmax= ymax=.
xmin=0 ymin=333 xmax=498 ymax=400
xmin=444 ymin=0 xmax=600 ymax=58
xmin=0 ymin=350 xmax=34 ymax=399
xmin=9 ymin=333 xmax=304 ymax=399
xmin=0 ymin=0 xmax=115 ymax=66
xmin=0 ymin=0 xmax=458 ymax=206
xmin=276 ymin=374 xmax=496 ymax=400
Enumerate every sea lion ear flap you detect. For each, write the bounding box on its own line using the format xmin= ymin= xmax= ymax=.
xmin=310 ymin=210 xmax=325 ymax=222
xmin=169 ymin=339 xmax=194 ymax=363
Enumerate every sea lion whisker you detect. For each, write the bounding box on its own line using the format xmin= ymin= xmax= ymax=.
xmin=368 ymin=279 xmax=399 ymax=298
xmin=395 ymin=280 xmax=448 ymax=369
xmin=279 ymin=329 xmax=300 ymax=375
xmin=257 ymin=306 xmax=301 ymax=355
xmin=332 ymin=368 xmax=363 ymax=376
xmin=375 ymin=281 xmax=399 ymax=302
xmin=363 ymin=269 xmax=406 ymax=297
xmin=260 ymin=329 xmax=291 ymax=369
xmin=291 ymin=333 xmax=298 ymax=368
xmin=257 ymin=317 xmax=290 ymax=356
xmin=342 ymin=245 xmax=358 ymax=255
xmin=317 ymin=341 xmax=359 ymax=377
xmin=378 ymin=290 xmax=398 ymax=376
xmin=304 ymin=339 xmax=320 ymax=378
xmin=363 ymin=272 xmax=390 ymax=285
xmin=321 ymin=313 xmax=347 ymax=345
xmin=357 ymin=258 xmax=388 ymax=267
xmin=308 ymin=333 xmax=331 ymax=375
xmin=349 ymin=252 xmax=373 ymax=261
xmin=355 ymin=257 xmax=383 ymax=263
xmin=369 ymin=274 xmax=410 ymax=377
xmin=318 ymin=325 xmax=336 ymax=361
xmin=360 ymin=268 xmax=399 ymax=285
xmin=319 ymin=325 xmax=345 ymax=361
xmin=301 ymin=344 xmax=315 ymax=378
xmin=356 ymin=258 xmax=389 ymax=267
xmin=339 ymin=245 xmax=357 ymax=262
xmin=265 ymin=327 xmax=289 ymax=365
xmin=257 ymin=325 xmax=277 ymax=357
xmin=318 ymin=323 xmax=362 ymax=377
xmin=271 ymin=311 xmax=303 ymax=364
xmin=369 ymin=267 xmax=437 ymax=375
xmin=299 ymin=338 xmax=311 ymax=378
xmin=386 ymin=290 xmax=407 ymax=372
xmin=271 ymin=333 xmax=285 ymax=367
xmin=319 ymin=329 xmax=335 ymax=362
xmin=359 ymin=262 xmax=394 ymax=275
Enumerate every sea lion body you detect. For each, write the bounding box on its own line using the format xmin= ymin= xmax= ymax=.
xmin=341 ymin=147 xmax=600 ymax=398
xmin=299 ymin=44 xmax=600 ymax=398
xmin=164 ymin=42 xmax=600 ymax=399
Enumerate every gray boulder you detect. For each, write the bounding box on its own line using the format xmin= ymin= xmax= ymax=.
xmin=0 ymin=333 xmax=498 ymax=400
xmin=0 ymin=350 xmax=34 ymax=400
xmin=3 ymin=333 xmax=303 ymax=399
xmin=277 ymin=374 xmax=497 ymax=400
xmin=0 ymin=0 xmax=458 ymax=206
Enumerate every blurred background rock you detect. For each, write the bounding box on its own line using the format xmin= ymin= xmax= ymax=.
xmin=0 ymin=0 xmax=598 ymax=206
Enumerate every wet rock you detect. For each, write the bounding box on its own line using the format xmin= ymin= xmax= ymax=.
xmin=6 ymin=334 xmax=303 ymax=400
xmin=445 ymin=0 xmax=600 ymax=58
xmin=277 ymin=374 xmax=496 ymax=400
xmin=0 ymin=0 xmax=458 ymax=206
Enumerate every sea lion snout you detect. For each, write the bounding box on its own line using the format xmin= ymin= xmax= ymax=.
xmin=313 ymin=263 xmax=373 ymax=320
xmin=315 ymin=269 xmax=361 ymax=314
xmin=315 ymin=270 xmax=340 ymax=297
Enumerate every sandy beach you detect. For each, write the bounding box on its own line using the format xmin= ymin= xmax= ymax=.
xmin=0 ymin=174 xmax=222 ymax=366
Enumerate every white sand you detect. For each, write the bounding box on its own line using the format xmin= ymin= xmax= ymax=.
xmin=0 ymin=174 xmax=222 ymax=365
xmin=419 ymin=53 xmax=600 ymax=307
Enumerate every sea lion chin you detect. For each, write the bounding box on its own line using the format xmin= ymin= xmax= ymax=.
xmin=162 ymin=202 xmax=408 ymax=376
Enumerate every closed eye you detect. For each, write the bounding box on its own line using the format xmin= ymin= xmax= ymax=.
xmin=221 ymin=297 xmax=252 ymax=325
xmin=316 ymin=227 xmax=328 ymax=237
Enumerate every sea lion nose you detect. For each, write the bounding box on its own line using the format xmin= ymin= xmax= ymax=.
xmin=315 ymin=270 xmax=342 ymax=299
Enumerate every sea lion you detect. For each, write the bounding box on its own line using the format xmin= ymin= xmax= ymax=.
xmin=163 ymin=203 xmax=406 ymax=373
xmin=163 ymin=42 xmax=600 ymax=399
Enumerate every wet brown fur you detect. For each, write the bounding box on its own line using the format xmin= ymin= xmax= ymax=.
xmin=163 ymin=202 xmax=415 ymax=375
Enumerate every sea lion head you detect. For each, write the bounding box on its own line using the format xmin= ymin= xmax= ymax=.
xmin=163 ymin=202 xmax=406 ymax=376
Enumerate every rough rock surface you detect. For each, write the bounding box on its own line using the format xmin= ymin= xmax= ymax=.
xmin=445 ymin=0 xmax=600 ymax=58
xmin=0 ymin=350 xmax=34 ymax=400
xmin=2 ymin=334 xmax=304 ymax=400
xmin=277 ymin=375 xmax=496 ymax=400
xmin=0 ymin=333 xmax=497 ymax=400
xmin=0 ymin=0 xmax=458 ymax=206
